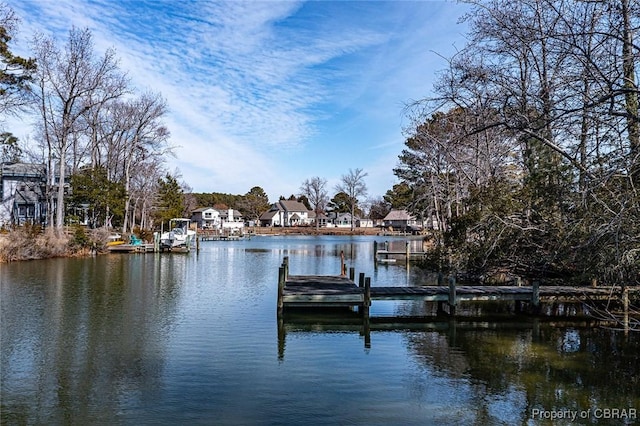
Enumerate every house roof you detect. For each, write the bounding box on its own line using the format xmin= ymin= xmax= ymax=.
xmin=336 ymin=212 xmax=359 ymax=220
xmin=278 ymin=200 xmax=309 ymax=212
xmin=383 ymin=209 xmax=415 ymax=221
xmin=308 ymin=211 xmax=329 ymax=220
xmin=192 ymin=207 xmax=216 ymax=213
xmin=219 ymin=209 xmax=242 ymax=218
xmin=260 ymin=210 xmax=278 ymax=220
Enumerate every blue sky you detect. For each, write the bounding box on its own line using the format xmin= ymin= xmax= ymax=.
xmin=5 ymin=0 xmax=469 ymax=203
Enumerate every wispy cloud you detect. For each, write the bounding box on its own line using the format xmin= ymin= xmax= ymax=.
xmin=5 ymin=0 xmax=469 ymax=200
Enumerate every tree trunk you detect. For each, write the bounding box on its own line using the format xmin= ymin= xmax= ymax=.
xmin=622 ymin=0 xmax=639 ymax=180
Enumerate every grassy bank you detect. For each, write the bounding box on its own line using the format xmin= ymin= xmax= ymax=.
xmin=0 ymin=226 xmax=112 ymax=262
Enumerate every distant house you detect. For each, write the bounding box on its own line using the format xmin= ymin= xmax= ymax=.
xmin=309 ymin=210 xmax=330 ymax=227
xmin=191 ymin=207 xmax=243 ymax=231
xmin=219 ymin=208 xmax=244 ymax=231
xmin=259 ymin=200 xmax=311 ymax=227
xmin=383 ymin=209 xmax=421 ymax=231
xmin=0 ymin=162 xmax=48 ymax=227
xmin=357 ymin=218 xmax=373 ymax=228
xmin=191 ymin=207 xmax=221 ymax=229
xmin=332 ymin=212 xmax=357 ymax=228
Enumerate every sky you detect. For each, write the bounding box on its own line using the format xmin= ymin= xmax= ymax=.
xmin=4 ymin=0 xmax=470 ymax=203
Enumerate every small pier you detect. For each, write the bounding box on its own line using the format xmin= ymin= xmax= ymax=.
xmin=277 ymin=256 xmax=637 ymax=324
xmin=107 ymin=243 xmax=155 ymax=253
xmin=374 ymin=240 xmax=427 ymax=263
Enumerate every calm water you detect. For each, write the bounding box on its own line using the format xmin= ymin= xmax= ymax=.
xmin=1 ymin=235 xmax=639 ymax=425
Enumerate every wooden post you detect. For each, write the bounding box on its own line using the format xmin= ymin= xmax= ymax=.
xmin=196 ymin=235 xmax=200 ymax=252
xmin=373 ymin=241 xmax=378 ymax=259
xmin=349 ymin=267 xmax=355 ymax=281
xmin=340 ymin=251 xmax=345 ymax=275
xmin=591 ymin=277 xmax=597 ymax=287
xmin=448 ymin=276 xmax=457 ymax=316
xmin=532 ymin=280 xmax=540 ymax=314
xmin=277 ymin=265 xmax=286 ymax=316
xmin=283 ymin=256 xmax=289 ymax=280
xmin=437 ymin=272 xmax=444 ymax=286
xmin=405 ymin=241 xmax=410 ymax=259
xmin=358 ymin=272 xmax=365 ymax=288
xmin=363 ymin=277 xmax=371 ymax=317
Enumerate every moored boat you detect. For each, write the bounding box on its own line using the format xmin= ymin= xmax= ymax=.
xmin=160 ymin=218 xmax=196 ymax=251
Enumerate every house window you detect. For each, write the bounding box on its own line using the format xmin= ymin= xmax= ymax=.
xmin=18 ymin=205 xmax=35 ymax=217
xmin=204 ymin=212 xmax=212 ymax=218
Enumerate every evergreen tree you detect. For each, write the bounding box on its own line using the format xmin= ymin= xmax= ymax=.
xmin=155 ymin=173 xmax=185 ymax=229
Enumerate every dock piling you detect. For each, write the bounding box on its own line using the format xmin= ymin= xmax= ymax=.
xmin=363 ymin=277 xmax=371 ymax=317
xmin=277 ymin=265 xmax=286 ymax=316
xmin=448 ymin=276 xmax=457 ymax=316
xmin=532 ymin=280 xmax=540 ymax=313
xmin=283 ymin=256 xmax=289 ymax=280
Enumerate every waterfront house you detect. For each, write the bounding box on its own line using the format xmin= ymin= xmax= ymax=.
xmin=219 ymin=208 xmax=244 ymax=231
xmin=331 ymin=212 xmax=358 ymax=228
xmin=191 ymin=207 xmax=221 ymax=229
xmin=0 ymin=162 xmax=48 ymax=227
xmin=191 ymin=207 xmax=244 ymax=231
xmin=309 ymin=211 xmax=330 ymax=227
xmin=259 ymin=200 xmax=311 ymax=227
xmin=382 ymin=209 xmax=421 ymax=231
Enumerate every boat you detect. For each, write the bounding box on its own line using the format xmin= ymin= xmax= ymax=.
xmin=160 ymin=218 xmax=197 ymax=251
xmin=106 ymin=234 xmax=125 ymax=246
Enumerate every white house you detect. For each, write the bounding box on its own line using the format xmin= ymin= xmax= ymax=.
xmin=191 ymin=207 xmax=221 ymax=229
xmin=220 ymin=208 xmax=244 ymax=232
xmin=332 ymin=212 xmax=357 ymax=228
xmin=191 ymin=207 xmax=244 ymax=231
xmin=259 ymin=200 xmax=311 ymax=227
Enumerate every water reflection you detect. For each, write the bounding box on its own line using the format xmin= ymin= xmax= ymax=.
xmin=2 ymin=236 xmax=639 ymax=425
xmin=280 ymin=317 xmax=640 ymax=425
xmin=1 ymin=255 xmax=184 ymax=424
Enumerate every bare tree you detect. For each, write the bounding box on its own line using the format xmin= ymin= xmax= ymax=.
xmin=31 ymin=27 xmax=126 ymax=233
xmin=300 ymin=176 xmax=328 ymax=230
xmin=335 ymin=168 xmax=367 ymax=232
xmin=400 ymin=0 xmax=640 ymax=286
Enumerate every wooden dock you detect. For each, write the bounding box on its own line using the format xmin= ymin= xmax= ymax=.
xmin=374 ymin=240 xmax=426 ymax=263
xmin=107 ymin=243 xmax=155 ymax=253
xmin=277 ymin=257 xmax=637 ymax=325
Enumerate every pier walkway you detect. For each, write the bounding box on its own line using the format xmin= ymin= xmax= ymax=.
xmin=277 ymin=257 xmax=637 ymax=320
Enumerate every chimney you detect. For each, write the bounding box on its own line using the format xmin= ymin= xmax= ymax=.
xmin=228 ymin=208 xmax=234 ymax=222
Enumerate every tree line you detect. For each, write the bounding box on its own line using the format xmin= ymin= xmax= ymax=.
xmin=396 ymin=0 xmax=639 ymax=285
